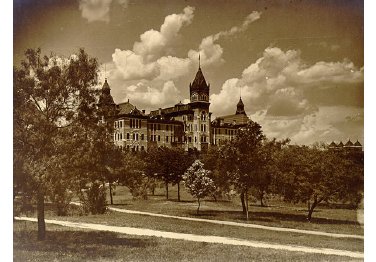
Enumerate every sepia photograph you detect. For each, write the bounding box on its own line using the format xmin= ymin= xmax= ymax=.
xmin=11 ymin=0 xmax=367 ymax=261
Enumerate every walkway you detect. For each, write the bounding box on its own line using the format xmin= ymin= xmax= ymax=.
xmin=103 ymin=205 xmax=363 ymax=240
xmin=15 ymin=217 xmax=363 ymax=259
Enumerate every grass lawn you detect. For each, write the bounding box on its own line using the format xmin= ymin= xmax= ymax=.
xmin=14 ymin=221 xmax=360 ymax=262
xmin=106 ymin=185 xmax=363 ymax=236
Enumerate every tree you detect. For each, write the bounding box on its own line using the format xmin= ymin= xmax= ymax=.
xmin=118 ymin=151 xmax=152 ymax=200
xmin=252 ymin=138 xmax=290 ymax=206
xmin=146 ymin=146 xmax=194 ymax=201
xmin=13 ymin=48 xmax=99 ymax=239
xmin=277 ymin=145 xmax=363 ymax=221
xmin=201 ymin=146 xmax=232 ymax=201
xmin=183 ymin=160 xmax=216 ymax=214
xmin=219 ymin=121 xmax=265 ymax=220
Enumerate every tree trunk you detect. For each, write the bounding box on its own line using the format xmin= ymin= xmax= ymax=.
xmin=307 ymin=200 xmax=311 ymax=212
xmin=37 ymin=190 xmax=46 ymax=241
xmin=260 ymin=191 xmax=265 ymax=207
xmin=307 ymin=196 xmax=318 ymax=222
xmin=165 ymin=181 xmax=169 ymax=200
xmin=177 ymin=182 xmax=180 ymax=202
xmin=240 ymin=192 xmax=246 ymax=214
xmin=245 ymin=189 xmax=249 ymax=221
xmin=109 ymin=182 xmax=113 ymax=205
xmin=197 ymin=198 xmax=201 ymax=214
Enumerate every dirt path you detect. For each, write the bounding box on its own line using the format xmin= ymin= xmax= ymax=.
xmin=100 ymin=204 xmax=363 ymax=240
xmin=15 ymin=216 xmax=363 ymax=259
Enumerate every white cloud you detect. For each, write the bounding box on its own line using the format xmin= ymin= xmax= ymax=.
xmin=120 ymin=81 xmax=182 ymax=111
xmin=210 ymin=46 xmax=363 ymax=144
xmin=254 ymin=106 xmax=364 ymax=145
xmin=210 ymin=47 xmax=363 ymax=117
xmin=79 ymin=0 xmax=129 ymax=23
xmin=111 ymin=9 xmax=262 ymax=82
xmin=112 ymin=49 xmax=159 ymax=80
xmin=188 ymin=11 xmax=262 ymax=68
xmin=133 ymin=6 xmax=195 ymax=61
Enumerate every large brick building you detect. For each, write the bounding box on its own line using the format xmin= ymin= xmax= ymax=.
xmin=99 ymin=64 xmax=249 ymax=152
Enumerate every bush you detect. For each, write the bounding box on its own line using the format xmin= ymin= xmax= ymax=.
xmin=49 ymin=185 xmax=73 ymax=216
xmin=79 ymin=181 xmax=107 ymax=214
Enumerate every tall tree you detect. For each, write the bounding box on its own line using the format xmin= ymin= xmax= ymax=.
xmin=13 ymin=48 xmax=99 ymax=239
xmin=253 ymin=138 xmax=290 ymax=206
xmin=219 ymin=121 xmax=265 ymax=220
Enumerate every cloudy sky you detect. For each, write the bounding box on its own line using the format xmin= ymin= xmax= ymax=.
xmin=14 ymin=0 xmax=364 ymax=145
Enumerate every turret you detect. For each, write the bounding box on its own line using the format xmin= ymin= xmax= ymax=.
xmin=236 ymin=97 xmax=246 ymax=115
xmin=189 ymin=56 xmax=210 ymax=103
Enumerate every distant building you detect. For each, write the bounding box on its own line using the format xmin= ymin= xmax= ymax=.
xmin=328 ymin=140 xmax=363 ymax=151
xmin=98 ymin=61 xmax=251 ymax=152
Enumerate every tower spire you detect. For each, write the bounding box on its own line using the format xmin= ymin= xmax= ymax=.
xmin=198 ymin=53 xmax=201 ymax=69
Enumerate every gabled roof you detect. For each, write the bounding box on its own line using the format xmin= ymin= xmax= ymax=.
xmin=129 ymin=107 xmax=142 ymax=116
xmin=345 ymin=140 xmax=354 ymax=147
xmin=117 ymin=100 xmax=135 ymax=115
xmin=354 ymin=140 xmax=362 ymax=147
xmin=338 ymin=141 xmax=344 ymax=147
xmin=329 ymin=141 xmax=337 ymax=147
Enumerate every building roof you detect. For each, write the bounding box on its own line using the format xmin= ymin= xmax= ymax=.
xmin=212 ymin=113 xmax=249 ymax=127
xmin=117 ymin=100 xmax=135 ymax=115
xmin=354 ymin=140 xmax=362 ymax=147
xmin=236 ymin=97 xmax=246 ymax=115
xmin=98 ymin=79 xmax=115 ymax=105
xmin=190 ymin=67 xmax=209 ymax=92
xmin=345 ymin=140 xmax=354 ymax=147
xmin=338 ymin=141 xmax=344 ymax=147
xmin=329 ymin=141 xmax=337 ymax=147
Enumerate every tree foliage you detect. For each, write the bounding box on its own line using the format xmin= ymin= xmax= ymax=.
xmin=277 ymin=145 xmax=363 ymax=221
xmin=14 ymin=48 xmax=100 ymax=239
xmin=183 ymin=160 xmax=216 ymax=214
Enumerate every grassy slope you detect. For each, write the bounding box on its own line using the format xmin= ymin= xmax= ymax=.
xmin=14 ymin=184 xmax=363 ymax=261
xmin=14 ymin=222 xmax=358 ymax=262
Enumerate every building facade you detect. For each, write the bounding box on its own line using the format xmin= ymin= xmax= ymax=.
xmin=99 ymin=64 xmax=249 ymax=152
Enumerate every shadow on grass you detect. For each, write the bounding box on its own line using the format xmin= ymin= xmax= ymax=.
xmin=14 ymin=224 xmax=156 ymax=260
xmin=188 ymin=210 xmax=360 ymax=226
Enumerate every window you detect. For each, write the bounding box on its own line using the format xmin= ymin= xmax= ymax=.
xmin=141 ymin=146 xmax=144 ymax=151
xmin=127 ymin=133 xmax=130 ymax=139
xmin=141 ymin=134 xmax=144 ymax=140
xmin=201 ymin=112 xmax=206 ymax=121
xmin=132 ymin=133 xmax=135 ymax=140
xmin=166 ymin=136 xmax=169 ymax=142
xmin=188 ymin=137 xmax=192 ymax=143
xmin=120 ymin=133 xmax=123 ymax=140
xmin=158 ymin=135 xmax=160 ymax=141
xmin=136 ymin=133 xmax=138 ymax=140
xmin=195 ymin=137 xmax=197 ymax=143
